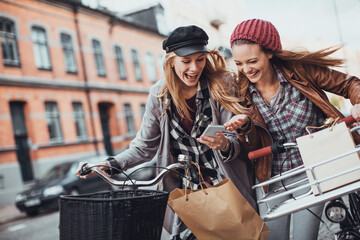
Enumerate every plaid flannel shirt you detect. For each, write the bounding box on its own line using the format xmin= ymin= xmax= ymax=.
xmin=166 ymin=77 xmax=217 ymax=171
xmin=249 ymin=65 xmax=326 ymax=176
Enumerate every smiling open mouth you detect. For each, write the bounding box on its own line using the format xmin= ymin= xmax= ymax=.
xmin=247 ymin=71 xmax=258 ymax=77
xmin=185 ymin=73 xmax=198 ymax=78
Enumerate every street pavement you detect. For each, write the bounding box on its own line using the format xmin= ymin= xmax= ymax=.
xmin=0 ymin=203 xmax=339 ymax=239
xmin=0 ymin=204 xmax=26 ymax=225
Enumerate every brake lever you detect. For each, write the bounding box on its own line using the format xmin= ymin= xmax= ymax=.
xmin=80 ymin=163 xmax=92 ymax=176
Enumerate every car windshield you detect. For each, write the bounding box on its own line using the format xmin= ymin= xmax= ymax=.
xmin=42 ymin=163 xmax=72 ymax=181
xmin=67 ymin=163 xmax=79 ymax=177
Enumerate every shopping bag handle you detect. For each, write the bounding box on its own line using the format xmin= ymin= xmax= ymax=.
xmin=184 ymin=162 xmax=208 ymax=200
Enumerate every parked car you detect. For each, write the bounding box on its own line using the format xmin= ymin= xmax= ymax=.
xmin=113 ymin=158 xmax=157 ymax=181
xmin=15 ymin=160 xmax=112 ymax=216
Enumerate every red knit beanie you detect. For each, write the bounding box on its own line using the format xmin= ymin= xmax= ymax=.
xmin=230 ymin=19 xmax=282 ymax=52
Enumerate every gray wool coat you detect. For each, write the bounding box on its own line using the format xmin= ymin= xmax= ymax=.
xmin=113 ymin=79 xmax=256 ymax=235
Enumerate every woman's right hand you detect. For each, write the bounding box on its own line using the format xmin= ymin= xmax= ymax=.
xmin=350 ymin=104 xmax=360 ymax=123
xmin=224 ymin=114 xmax=249 ymax=132
xmin=75 ymin=161 xmax=110 ymax=179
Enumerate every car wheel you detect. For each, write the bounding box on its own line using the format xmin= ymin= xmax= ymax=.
xmin=70 ymin=188 xmax=79 ymax=195
xmin=26 ymin=210 xmax=39 ymax=217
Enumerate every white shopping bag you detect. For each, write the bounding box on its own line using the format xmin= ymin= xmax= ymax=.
xmin=296 ymin=122 xmax=360 ymax=195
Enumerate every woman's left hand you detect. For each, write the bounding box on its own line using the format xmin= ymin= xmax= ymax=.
xmin=224 ymin=114 xmax=249 ymax=132
xmin=350 ymin=104 xmax=360 ymax=122
xmin=197 ymin=132 xmax=229 ymax=151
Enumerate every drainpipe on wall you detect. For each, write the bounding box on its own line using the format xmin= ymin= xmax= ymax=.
xmin=73 ymin=5 xmax=99 ymax=156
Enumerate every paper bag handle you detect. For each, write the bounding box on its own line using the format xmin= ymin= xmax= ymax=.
xmin=184 ymin=161 xmax=208 ymax=200
xmin=305 ymin=115 xmax=356 ymax=138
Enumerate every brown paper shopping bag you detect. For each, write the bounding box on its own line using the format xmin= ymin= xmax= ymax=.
xmin=168 ymin=178 xmax=270 ymax=240
xmin=296 ymin=121 xmax=360 ymax=195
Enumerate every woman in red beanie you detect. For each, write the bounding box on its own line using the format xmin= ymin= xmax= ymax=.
xmin=225 ymin=18 xmax=360 ymax=240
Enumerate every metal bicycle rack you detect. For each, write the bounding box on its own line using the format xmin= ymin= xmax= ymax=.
xmin=253 ymin=126 xmax=360 ymax=221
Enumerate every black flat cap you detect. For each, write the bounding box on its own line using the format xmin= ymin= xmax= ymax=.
xmin=162 ymin=25 xmax=209 ymax=56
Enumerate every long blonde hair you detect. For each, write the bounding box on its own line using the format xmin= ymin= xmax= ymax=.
xmin=157 ymin=49 xmax=247 ymax=119
xmin=231 ymin=39 xmax=344 ymax=98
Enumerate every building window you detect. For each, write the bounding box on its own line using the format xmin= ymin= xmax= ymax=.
xmin=131 ymin=49 xmax=142 ymax=81
xmin=145 ymin=52 xmax=157 ymax=82
xmin=124 ymin=104 xmax=135 ymax=135
xmin=158 ymin=54 xmax=164 ymax=75
xmin=60 ymin=33 xmax=77 ymax=73
xmin=31 ymin=26 xmax=51 ymax=70
xmin=72 ymin=102 xmax=87 ymax=140
xmin=45 ymin=102 xmax=63 ymax=142
xmin=92 ymin=39 xmax=106 ymax=76
xmin=140 ymin=104 xmax=146 ymax=118
xmin=114 ymin=45 xmax=127 ymax=79
xmin=0 ymin=18 xmax=20 ymax=66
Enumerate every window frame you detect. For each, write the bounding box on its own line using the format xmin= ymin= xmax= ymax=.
xmin=124 ymin=103 xmax=136 ymax=135
xmin=31 ymin=26 xmax=52 ymax=70
xmin=91 ymin=39 xmax=106 ymax=77
xmin=60 ymin=32 xmax=78 ymax=74
xmin=114 ymin=45 xmax=127 ymax=80
xmin=72 ymin=102 xmax=88 ymax=141
xmin=45 ymin=101 xmax=63 ymax=143
xmin=0 ymin=17 xmax=20 ymax=67
xmin=145 ymin=51 xmax=157 ymax=82
xmin=131 ymin=48 xmax=142 ymax=81
xmin=140 ymin=104 xmax=146 ymax=118
xmin=158 ymin=54 xmax=164 ymax=76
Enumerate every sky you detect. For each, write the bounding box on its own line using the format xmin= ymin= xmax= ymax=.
xmin=99 ymin=0 xmax=360 ymax=51
xmin=242 ymin=0 xmax=360 ymax=51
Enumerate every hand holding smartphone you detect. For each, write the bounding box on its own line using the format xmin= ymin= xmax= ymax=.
xmin=201 ymin=124 xmax=226 ymax=137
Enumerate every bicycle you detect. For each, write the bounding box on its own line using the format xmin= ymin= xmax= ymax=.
xmin=59 ymin=154 xmax=218 ymax=240
xmin=247 ymin=115 xmax=360 ymax=239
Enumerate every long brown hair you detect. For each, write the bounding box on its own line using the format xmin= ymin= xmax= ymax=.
xmin=231 ymin=39 xmax=344 ymax=98
xmin=157 ymin=49 xmax=247 ymax=119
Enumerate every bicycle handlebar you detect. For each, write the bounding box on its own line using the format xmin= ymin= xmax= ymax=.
xmin=248 ymin=145 xmax=272 ymax=160
xmin=80 ymin=158 xmax=218 ymax=187
xmin=247 ymin=141 xmax=297 ymax=160
xmin=81 ymin=162 xmax=186 ymax=187
xmin=247 ymin=115 xmax=357 ymax=160
xmin=337 ymin=115 xmax=356 ymax=126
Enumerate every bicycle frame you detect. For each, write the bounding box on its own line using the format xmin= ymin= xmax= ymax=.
xmin=251 ymin=125 xmax=360 ymax=221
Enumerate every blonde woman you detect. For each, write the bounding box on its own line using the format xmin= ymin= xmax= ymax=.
xmin=77 ymin=25 xmax=255 ymax=239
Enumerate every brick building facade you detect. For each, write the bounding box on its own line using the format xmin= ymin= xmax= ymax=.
xmin=0 ymin=0 xmax=165 ymax=206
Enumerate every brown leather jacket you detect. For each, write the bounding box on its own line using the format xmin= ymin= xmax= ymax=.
xmin=237 ymin=63 xmax=360 ymax=187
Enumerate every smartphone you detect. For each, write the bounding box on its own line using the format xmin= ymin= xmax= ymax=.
xmin=201 ymin=124 xmax=226 ymax=137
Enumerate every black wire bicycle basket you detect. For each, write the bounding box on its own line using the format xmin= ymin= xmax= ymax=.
xmin=59 ymin=189 xmax=169 ymax=240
